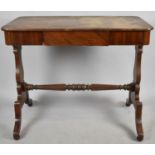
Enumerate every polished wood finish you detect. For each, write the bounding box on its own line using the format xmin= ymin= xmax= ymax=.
xmin=2 ymin=16 xmax=153 ymax=45
xmin=5 ymin=31 xmax=43 ymax=45
xmin=25 ymin=83 xmax=134 ymax=91
xmin=43 ymin=31 xmax=109 ymax=46
xmin=2 ymin=16 xmax=153 ymax=141
xmin=2 ymin=16 xmax=153 ymax=31
xmin=126 ymin=45 xmax=144 ymax=141
xmin=3 ymin=30 xmax=151 ymax=45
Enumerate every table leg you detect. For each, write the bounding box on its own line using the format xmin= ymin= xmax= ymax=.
xmin=127 ymin=45 xmax=144 ymax=141
xmin=134 ymin=45 xmax=144 ymax=141
xmin=12 ymin=45 xmax=32 ymax=140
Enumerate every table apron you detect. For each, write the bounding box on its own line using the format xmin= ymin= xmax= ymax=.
xmin=4 ymin=31 xmax=150 ymax=45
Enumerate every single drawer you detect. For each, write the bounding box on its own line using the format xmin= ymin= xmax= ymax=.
xmin=43 ymin=31 xmax=109 ymax=46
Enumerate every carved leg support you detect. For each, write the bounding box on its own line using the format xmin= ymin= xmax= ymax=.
xmin=135 ymin=101 xmax=143 ymax=141
xmin=13 ymin=101 xmax=22 ymax=140
xmin=128 ymin=45 xmax=144 ymax=141
xmin=134 ymin=45 xmax=144 ymax=141
xmin=12 ymin=45 xmax=144 ymax=141
xmin=13 ymin=45 xmax=32 ymax=140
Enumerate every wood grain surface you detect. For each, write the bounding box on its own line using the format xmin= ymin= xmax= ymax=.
xmin=2 ymin=16 xmax=153 ymax=45
xmin=2 ymin=16 xmax=153 ymax=31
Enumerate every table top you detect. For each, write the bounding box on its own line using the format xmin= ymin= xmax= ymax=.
xmin=1 ymin=16 xmax=153 ymax=32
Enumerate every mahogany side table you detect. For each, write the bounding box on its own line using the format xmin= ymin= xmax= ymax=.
xmin=2 ymin=16 xmax=153 ymax=141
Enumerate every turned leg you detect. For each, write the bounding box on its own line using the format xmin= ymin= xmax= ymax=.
xmin=13 ymin=45 xmax=32 ymax=140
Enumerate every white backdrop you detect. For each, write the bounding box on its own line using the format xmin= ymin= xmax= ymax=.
xmin=0 ymin=11 xmax=155 ymax=143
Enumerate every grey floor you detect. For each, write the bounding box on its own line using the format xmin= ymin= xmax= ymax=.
xmin=1 ymin=91 xmax=155 ymax=144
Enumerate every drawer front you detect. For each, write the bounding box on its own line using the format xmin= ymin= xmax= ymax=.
xmin=43 ymin=31 xmax=109 ymax=46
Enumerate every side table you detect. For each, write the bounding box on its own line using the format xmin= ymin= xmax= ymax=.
xmin=2 ymin=16 xmax=153 ymax=141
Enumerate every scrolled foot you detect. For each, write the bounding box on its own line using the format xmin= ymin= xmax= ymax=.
xmin=135 ymin=102 xmax=144 ymax=142
xmin=126 ymin=98 xmax=132 ymax=107
xmin=137 ymin=135 xmax=143 ymax=141
xmin=14 ymin=103 xmax=21 ymax=140
xmin=13 ymin=133 xmax=20 ymax=140
xmin=25 ymin=98 xmax=33 ymax=107
xmin=13 ymin=121 xmax=21 ymax=140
